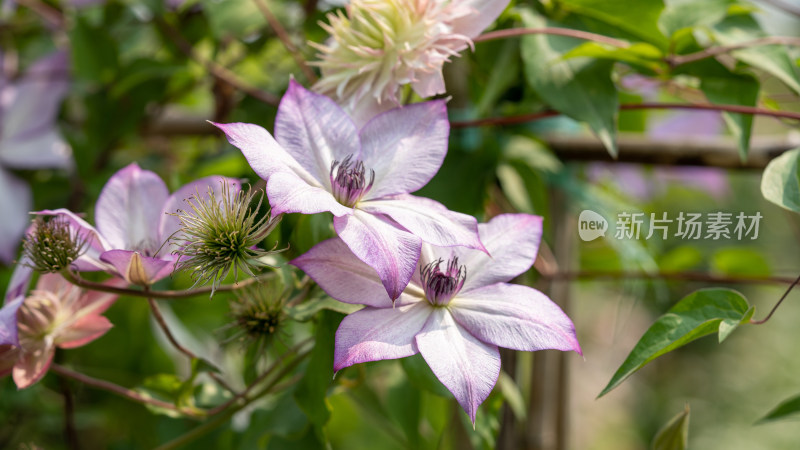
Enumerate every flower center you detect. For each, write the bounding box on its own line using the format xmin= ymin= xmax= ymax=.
xmin=421 ymin=257 xmax=466 ymax=306
xmin=330 ymin=155 xmax=375 ymax=207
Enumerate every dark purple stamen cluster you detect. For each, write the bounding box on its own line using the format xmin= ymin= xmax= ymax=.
xmin=420 ymin=257 xmax=466 ymax=306
xmin=330 ymin=155 xmax=375 ymax=207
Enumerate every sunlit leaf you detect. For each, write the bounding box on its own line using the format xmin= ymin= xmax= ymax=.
xmin=758 ymin=393 xmax=800 ymax=424
xmin=761 ymin=148 xmax=800 ymax=213
xmin=599 ymin=289 xmax=753 ymax=397
xmin=559 ymin=0 xmax=668 ymax=48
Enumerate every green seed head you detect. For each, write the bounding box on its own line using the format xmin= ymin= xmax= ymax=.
xmin=226 ymin=282 xmax=287 ymax=353
xmin=23 ymin=217 xmax=87 ymax=273
xmin=171 ymin=182 xmax=282 ymax=295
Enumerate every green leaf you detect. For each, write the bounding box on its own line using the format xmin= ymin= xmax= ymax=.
xmin=713 ymin=15 xmax=800 ymax=95
xmin=400 ymin=354 xmax=452 ymax=399
xmin=598 ymin=288 xmax=753 ymax=397
xmin=761 ymin=148 xmax=800 ymax=213
xmin=562 ymin=42 xmax=665 ymax=73
xmin=286 ymin=295 xmax=361 ymax=322
xmin=200 ymin=0 xmax=267 ymax=39
xmin=651 ymin=405 xmax=690 ymax=450
xmin=294 ymin=310 xmax=343 ymax=434
xmin=658 ymin=0 xmax=730 ymax=38
xmin=69 ymin=17 xmax=119 ymax=83
xmin=520 ymin=12 xmax=619 ymax=157
xmin=758 ymin=393 xmax=800 ymax=424
xmin=700 ymin=71 xmax=759 ymax=160
xmin=497 ymin=371 xmax=527 ymax=421
xmin=387 ymin=378 xmax=422 ymax=448
xmin=559 ymin=0 xmax=668 ymax=48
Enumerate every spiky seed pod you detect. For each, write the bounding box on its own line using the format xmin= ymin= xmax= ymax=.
xmin=22 ymin=217 xmax=87 ymax=273
xmin=171 ymin=182 xmax=282 ymax=295
xmin=225 ymin=282 xmax=287 ymax=355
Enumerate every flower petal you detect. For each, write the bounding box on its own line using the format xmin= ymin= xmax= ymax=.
xmin=0 ymin=168 xmax=32 ymax=263
xmin=267 ymin=171 xmax=352 ymax=217
xmin=275 ymin=80 xmax=360 ymax=185
xmin=359 ymin=195 xmax=485 ymax=251
xmin=5 ymin=259 xmax=33 ymax=301
xmin=34 ymin=209 xmax=112 ymax=272
xmin=100 ymin=250 xmax=172 ymax=285
xmin=415 ymin=308 xmax=500 ymax=424
xmin=57 ymin=315 xmax=113 ymax=349
xmin=359 ymin=100 xmax=449 ymax=199
xmin=334 ymin=210 xmax=422 ymax=300
xmin=0 ymin=344 xmax=19 ymax=377
xmin=291 ymin=237 xmax=424 ymax=307
xmin=159 ymin=176 xmax=242 ymax=250
xmin=95 ymin=163 xmax=169 ymax=252
xmin=0 ymin=50 xmax=72 ymax=170
xmin=411 ymin=70 xmax=446 ymax=98
xmin=450 ymin=0 xmax=511 ymax=39
xmin=454 ymin=213 xmax=543 ymax=292
xmin=334 ymin=301 xmax=432 ymax=371
xmin=210 ymin=121 xmax=320 ymax=186
xmin=450 ymin=284 xmax=581 ymax=354
xmin=0 ymin=296 xmax=24 ymax=346
xmin=12 ymin=341 xmax=54 ymax=389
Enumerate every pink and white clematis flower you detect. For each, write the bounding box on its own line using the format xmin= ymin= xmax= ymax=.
xmin=312 ymin=0 xmax=511 ymax=125
xmin=40 ymin=163 xmax=239 ymax=286
xmin=0 ymin=50 xmax=72 ymax=264
xmin=292 ymin=213 xmax=581 ymax=422
xmin=213 ymin=81 xmax=485 ymax=300
xmin=0 ymin=273 xmax=120 ymax=389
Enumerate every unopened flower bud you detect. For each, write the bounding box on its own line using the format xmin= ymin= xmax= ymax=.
xmin=171 ymin=182 xmax=283 ymax=294
xmin=22 ymin=217 xmax=87 ymax=273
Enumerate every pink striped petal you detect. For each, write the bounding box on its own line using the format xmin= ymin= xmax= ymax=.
xmin=95 ymin=163 xmax=168 ymax=252
xmin=291 ymin=237 xmax=424 ymax=307
xmin=12 ymin=341 xmax=54 ymax=389
xmin=333 ymin=210 xmax=421 ymax=300
xmin=359 ymin=195 xmax=484 ymax=251
xmin=57 ymin=315 xmax=113 ymax=349
xmin=0 ymin=296 xmax=24 ymax=346
xmin=453 ymin=213 xmax=543 ymax=292
xmin=267 ymin=171 xmax=352 ymax=217
xmin=359 ymin=101 xmax=449 ymax=199
xmin=450 ymin=0 xmax=511 ymax=38
xmin=0 ymin=168 xmax=32 ymax=264
xmin=210 ymin=121 xmax=320 ymax=186
xmin=334 ymin=302 xmax=432 ymax=372
xmin=450 ymin=284 xmax=581 ymax=354
xmin=415 ymin=308 xmax=500 ymax=424
xmin=275 ymin=80 xmax=360 ymax=184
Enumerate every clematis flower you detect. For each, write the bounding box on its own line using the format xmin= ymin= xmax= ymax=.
xmin=292 ymin=213 xmax=581 ymax=422
xmin=311 ymin=0 xmax=510 ymax=124
xmin=39 ymin=163 xmax=240 ymax=286
xmin=0 ymin=273 xmax=120 ymax=389
xmin=0 ymin=50 xmax=72 ymax=264
xmin=212 ymin=81 xmax=485 ymax=300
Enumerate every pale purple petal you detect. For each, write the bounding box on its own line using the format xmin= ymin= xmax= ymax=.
xmin=334 ymin=210 xmax=421 ymax=300
xmin=95 ymin=163 xmax=168 ymax=252
xmin=0 ymin=168 xmax=32 ymax=263
xmin=267 ymin=171 xmax=353 ymax=217
xmin=274 ymin=79 xmax=360 ymax=185
xmin=291 ymin=237 xmax=424 ymax=308
xmin=359 ymin=100 xmax=449 ymax=199
xmin=450 ymin=0 xmax=511 ymax=38
xmin=211 ymin=121 xmax=320 ymax=186
xmin=159 ymin=176 xmax=242 ymax=247
xmin=453 ymin=213 xmax=543 ymax=292
xmin=12 ymin=341 xmax=54 ymax=389
xmin=415 ymin=308 xmax=501 ymax=424
xmin=450 ymin=284 xmax=581 ymax=353
xmin=334 ymin=302 xmax=432 ymax=371
xmin=0 ymin=50 xmax=71 ymax=170
xmin=100 ymin=250 xmax=172 ymax=285
xmin=0 ymin=296 xmax=24 ymax=346
xmin=359 ymin=195 xmax=485 ymax=251
xmin=34 ymin=209 xmax=112 ymax=272
xmin=346 ymin=95 xmax=396 ymax=129
xmin=5 ymin=258 xmax=33 ymax=301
